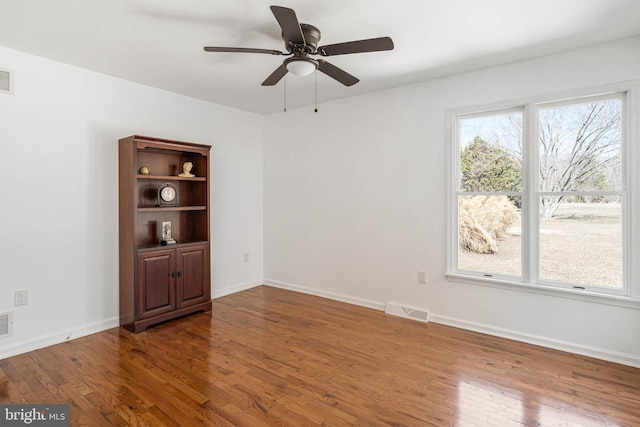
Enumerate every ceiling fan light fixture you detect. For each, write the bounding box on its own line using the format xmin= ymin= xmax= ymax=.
xmin=204 ymin=6 xmax=393 ymax=87
xmin=285 ymin=58 xmax=317 ymax=76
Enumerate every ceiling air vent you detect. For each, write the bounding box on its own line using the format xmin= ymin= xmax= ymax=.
xmin=0 ymin=312 xmax=13 ymax=337
xmin=0 ymin=68 xmax=14 ymax=94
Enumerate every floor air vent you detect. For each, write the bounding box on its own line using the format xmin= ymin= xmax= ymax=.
xmin=385 ymin=302 xmax=429 ymax=323
xmin=0 ymin=68 xmax=13 ymax=94
xmin=0 ymin=312 xmax=12 ymax=337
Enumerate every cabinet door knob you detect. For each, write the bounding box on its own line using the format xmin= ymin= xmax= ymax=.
xmin=171 ymin=272 xmax=177 ymax=278
xmin=177 ymin=271 xmax=183 ymax=278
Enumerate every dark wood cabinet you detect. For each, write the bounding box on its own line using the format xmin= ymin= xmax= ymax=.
xmin=119 ymin=135 xmax=212 ymax=332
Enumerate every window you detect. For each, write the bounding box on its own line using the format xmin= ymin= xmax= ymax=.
xmin=536 ymin=98 xmax=623 ymax=290
xmin=457 ymin=109 xmax=523 ymax=279
xmin=448 ymin=85 xmax=640 ymax=303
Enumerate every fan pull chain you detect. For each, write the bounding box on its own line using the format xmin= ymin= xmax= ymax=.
xmin=314 ymin=69 xmax=318 ymax=113
xmin=283 ymin=76 xmax=287 ymax=112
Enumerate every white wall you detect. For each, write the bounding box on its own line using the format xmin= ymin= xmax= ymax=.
xmin=2 ymin=36 xmax=639 ymax=366
xmin=0 ymin=46 xmax=264 ymax=358
xmin=264 ymin=37 xmax=640 ymax=366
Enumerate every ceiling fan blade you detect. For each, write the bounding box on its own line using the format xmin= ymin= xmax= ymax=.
xmin=317 ymin=60 xmax=359 ymax=86
xmin=261 ymin=64 xmax=289 ymax=86
xmin=204 ymin=47 xmax=284 ymax=55
xmin=270 ymin=6 xmax=305 ymax=46
xmin=317 ymin=37 xmax=394 ymax=56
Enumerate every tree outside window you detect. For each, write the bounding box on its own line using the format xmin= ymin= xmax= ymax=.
xmin=455 ymin=94 xmax=625 ymax=292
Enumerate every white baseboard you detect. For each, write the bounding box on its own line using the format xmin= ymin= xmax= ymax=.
xmin=263 ymin=279 xmax=386 ymax=311
xmin=0 ymin=317 xmax=119 ymax=361
xmin=264 ymin=280 xmax=640 ymax=368
xmin=211 ymin=280 xmax=263 ymax=299
xmin=429 ymin=313 xmax=640 ymax=369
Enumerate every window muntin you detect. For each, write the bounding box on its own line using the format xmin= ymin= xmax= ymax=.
xmin=452 ymin=92 xmax=628 ymax=296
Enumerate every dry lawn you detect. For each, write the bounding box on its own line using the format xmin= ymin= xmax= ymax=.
xmin=459 ymin=203 xmax=622 ymax=288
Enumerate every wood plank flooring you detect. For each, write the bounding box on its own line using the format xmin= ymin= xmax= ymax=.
xmin=1 ymin=286 xmax=639 ymax=426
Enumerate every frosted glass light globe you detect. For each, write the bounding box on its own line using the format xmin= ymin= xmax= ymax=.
xmin=286 ymin=59 xmax=316 ymax=76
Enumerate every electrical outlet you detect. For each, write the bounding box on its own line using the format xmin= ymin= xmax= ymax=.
xmin=14 ymin=289 xmax=28 ymax=306
xmin=418 ymin=271 xmax=428 ymax=284
xmin=243 ymin=253 xmax=249 ymax=263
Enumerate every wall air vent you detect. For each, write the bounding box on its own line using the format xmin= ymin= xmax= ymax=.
xmin=385 ymin=302 xmax=429 ymax=323
xmin=0 ymin=68 xmax=14 ymax=94
xmin=0 ymin=312 xmax=13 ymax=337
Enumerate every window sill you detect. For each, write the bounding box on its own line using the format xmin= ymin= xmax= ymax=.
xmin=445 ymin=273 xmax=640 ymax=310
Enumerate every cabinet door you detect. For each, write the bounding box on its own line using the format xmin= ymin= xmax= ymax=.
xmin=176 ymin=244 xmax=210 ymax=309
xmin=137 ymin=249 xmax=176 ymax=319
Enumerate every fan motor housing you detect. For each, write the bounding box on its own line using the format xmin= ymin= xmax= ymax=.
xmin=284 ymin=23 xmax=321 ymax=53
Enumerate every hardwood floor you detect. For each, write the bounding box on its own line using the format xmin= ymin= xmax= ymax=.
xmin=1 ymin=286 xmax=639 ymax=426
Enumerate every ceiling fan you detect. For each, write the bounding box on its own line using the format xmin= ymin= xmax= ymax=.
xmin=204 ymin=5 xmax=394 ymax=87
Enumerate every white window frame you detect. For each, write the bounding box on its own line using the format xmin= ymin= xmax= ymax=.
xmin=446 ymin=82 xmax=640 ymax=310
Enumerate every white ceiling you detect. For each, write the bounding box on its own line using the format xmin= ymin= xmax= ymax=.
xmin=1 ymin=0 xmax=639 ymax=115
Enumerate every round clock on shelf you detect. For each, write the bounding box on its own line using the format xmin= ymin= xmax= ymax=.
xmin=157 ymin=182 xmax=178 ymax=207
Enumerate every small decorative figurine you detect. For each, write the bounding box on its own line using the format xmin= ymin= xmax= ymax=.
xmin=139 ymin=166 xmax=150 ymax=175
xmin=178 ymin=162 xmax=195 ymax=177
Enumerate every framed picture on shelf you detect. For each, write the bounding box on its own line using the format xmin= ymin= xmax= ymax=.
xmin=161 ymin=221 xmax=177 ymax=245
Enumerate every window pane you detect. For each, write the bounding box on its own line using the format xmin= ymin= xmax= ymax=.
xmin=458 ymin=195 xmax=521 ymax=277
xmin=459 ymin=112 xmax=522 ymax=192
xmin=539 ymin=99 xmax=622 ymax=192
xmin=539 ymin=197 xmax=622 ymax=288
